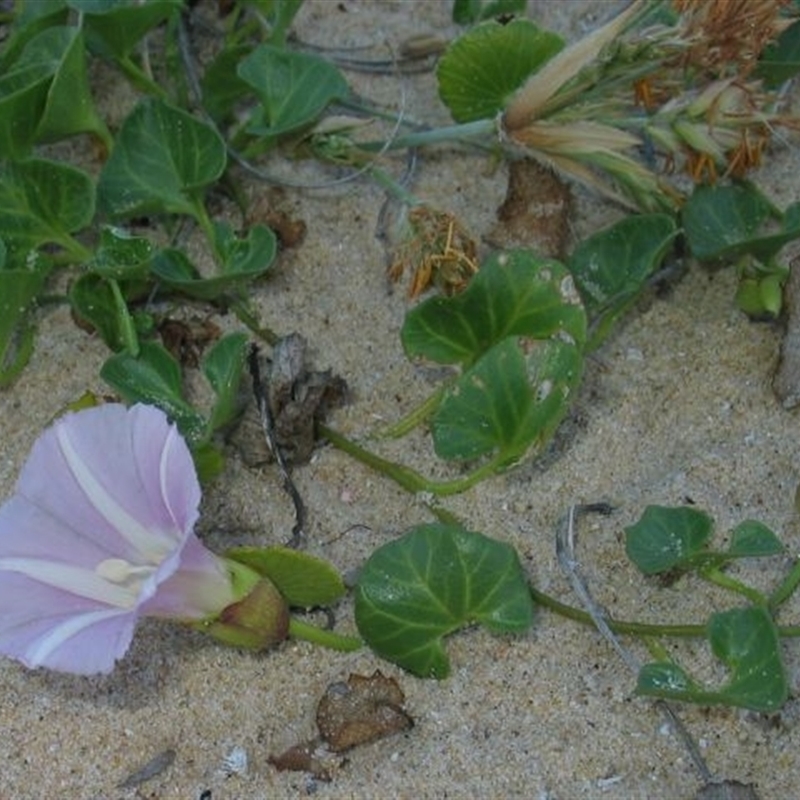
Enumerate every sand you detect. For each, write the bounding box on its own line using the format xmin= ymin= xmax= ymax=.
xmin=1 ymin=1 xmax=800 ymax=797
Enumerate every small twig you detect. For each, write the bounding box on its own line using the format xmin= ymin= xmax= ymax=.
xmin=248 ymin=345 xmax=306 ymax=548
xmin=556 ymin=502 xmax=713 ymax=785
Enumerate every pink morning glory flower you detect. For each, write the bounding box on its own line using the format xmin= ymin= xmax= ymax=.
xmin=0 ymin=403 xmax=242 ymax=675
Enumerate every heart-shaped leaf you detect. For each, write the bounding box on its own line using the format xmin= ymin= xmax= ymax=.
xmin=755 ymin=18 xmax=800 ymax=88
xmin=637 ymin=607 xmax=788 ymax=712
xmin=568 ymin=213 xmax=677 ymax=346
xmin=432 ymin=336 xmax=583 ymax=465
xmin=16 ymin=25 xmax=110 ymax=147
xmin=70 ymin=0 xmax=180 ymax=60
xmin=202 ymin=332 xmax=248 ymax=432
xmin=150 ymin=223 xmax=276 ymax=300
xmin=238 ymin=45 xmax=349 ymax=138
xmin=727 ymin=520 xmax=784 ymax=558
xmin=624 ymin=505 xmax=713 ymax=575
xmin=0 ymin=266 xmax=45 ymax=387
xmin=225 ymin=545 xmax=346 ymax=609
xmin=200 ymin=43 xmax=252 ymax=123
xmin=402 ymin=249 xmax=586 ymax=367
xmin=355 ymin=523 xmax=534 ymax=678
xmin=0 ymin=62 xmax=52 ymax=158
xmin=70 ymin=274 xmax=132 ymax=352
xmin=437 ymin=18 xmax=563 ymax=122
xmin=87 ymin=226 xmax=155 ymax=280
xmin=100 ymin=341 xmax=207 ymax=444
xmin=682 ymin=183 xmax=800 ymax=263
xmin=97 ymin=98 xmax=226 ymax=220
xmin=0 ymin=3 xmax=68 ymax=74
xmin=0 ymin=158 xmax=94 ymax=265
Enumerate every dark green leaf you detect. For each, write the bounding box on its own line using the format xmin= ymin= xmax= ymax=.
xmin=727 ymin=520 xmax=784 ymax=558
xmin=16 ymin=26 xmax=109 ymax=146
xmin=706 ymin=607 xmax=788 ymax=711
xmin=0 ymin=268 xmax=45 ymax=387
xmin=756 ymin=19 xmax=800 ymax=87
xmin=97 ymin=98 xmax=226 ymax=220
xmin=0 ymin=3 xmax=68 ymax=74
xmin=682 ymin=183 xmax=800 ymax=263
xmin=200 ymin=43 xmax=252 ymax=123
xmin=100 ymin=342 xmax=207 ymax=443
xmin=214 ymin=220 xmax=277 ymax=279
xmin=453 ymin=0 xmax=526 ymax=24
xmin=69 ymin=274 xmax=128 ymax=352
xmin=0 ymin=158 xmax=94 ymax=265
xmin=202 ymin=332 xmax=248 ymax=431
xmin=568 ymin=213 xmax=677 ymax=346
xmin=637 ymin=607 xmax=789 ymax=712
xmin=452 ymin=0 xmax=482 ymax=24
xmin=71 ymin=0 xmax=180 ymax=60
xmin=437 ymin=19 xmax=563 ymax=122
xmin=636 ymin=662 xmax=699 ymax=697
xmin=432 ymin=336 xmax=582 ymax=466
xmin=88 ymin=226 xmax=155 ymax=280
xmin=355 ymin=523 xmax=534 ymax=678
xmin=402 ymin=249 xmax=586 ymax=367
xmin=225 ymin=545 xmax=346 ymax=609
xmin=0 ymin=62 xmax=52 ymax=158
xmin=238 ymin=45 xmax=349 ymax=137
xmin=624 ymin=505 xmax=713 ymax=575
xmin=150 ymin=223 xmax=276 ymax=300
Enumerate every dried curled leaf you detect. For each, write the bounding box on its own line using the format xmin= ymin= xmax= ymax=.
xmin=231 ymin=333 xmax=347 ymax=465
xmin=316 ymin=670 xmax=414 ymax=752
xmin=268 ymin=671 xmax=414 ymax=781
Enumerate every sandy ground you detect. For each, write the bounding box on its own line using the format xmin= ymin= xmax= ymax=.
xmin=2 ymin=1 xmax=800 ymax=798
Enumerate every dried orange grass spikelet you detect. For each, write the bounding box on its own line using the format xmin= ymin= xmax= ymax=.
xmin=388 ymin=207 xmax=479 ymax=299
xmin=673 ymin=0 xmax=792 ymax=77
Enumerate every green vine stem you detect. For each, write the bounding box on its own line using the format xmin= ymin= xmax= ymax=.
xmin=700 ymin=566 xmax=767 ymax=607
xmin=361 ymin=118 xmax=498 ymax=152
xmin=288 ymin=617 xmax=363 ymax=652
xmin=378 ymin=385 xmax=447 ymax=439
xmin=529 ymin=585 xmax=800 ymax=639
xmin=319 ymin=423 xmax=505 ymax=496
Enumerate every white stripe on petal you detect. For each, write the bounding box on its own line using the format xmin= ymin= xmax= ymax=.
xmin=24 ymin=606 xmax=129 ymax=668
xmin=0 ymin=558 xmax=141 ymax=607
xmin=56 ymin=423 xmax=172 ymax=561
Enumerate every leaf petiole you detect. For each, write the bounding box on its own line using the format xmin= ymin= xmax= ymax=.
xmin=769 ymin=556 xmax=800 ymax=611
xmin=288 ymin=618 xmax=362 ymax=652
xmin=378 ymin=385 xmax=447 ymax=439
xmin=699 ymin=565 xmax=767 ymax=607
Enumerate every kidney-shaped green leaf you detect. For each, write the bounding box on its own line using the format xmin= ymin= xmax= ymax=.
xmin=624 ymin=505 xmax=713 ymax=575
xmin=238 ymin=45 xmax=349 ymax=138
xmin=682 ymin=183 xmax=800 ymax=263
xmin=727 ymin=520 xmax=784 ymax=559
xmin=355 ymin=523 xmax=534 ymax=678
xmin=637 ymin=607 xmax=788 ymax=712
xmin=402 ymin=249 xmax=586 ymax=367
xmin=225 ymin=545 xmax=346 ymax=609
xmin=437 ymin=18 xmax=563 ymax=123
xmin=569 ymin=213 xmax=677 ymax=310
xmin=432 ymin=336 xmax=583 ymax=466
xmin=97 ymin=98 xmax=226 ymax=220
